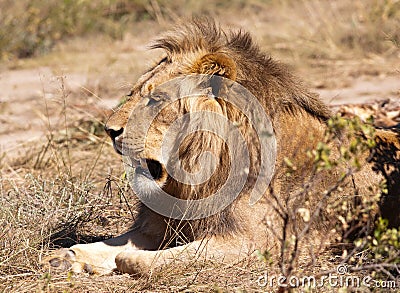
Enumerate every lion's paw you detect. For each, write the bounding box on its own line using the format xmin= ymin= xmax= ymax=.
xmin=115 ymin=249 xmax=155 ymax=275
xmin=47 ymin=248 xmax=75 ymax=271
xmin=43 ymin=248 xmax=95 ymax=274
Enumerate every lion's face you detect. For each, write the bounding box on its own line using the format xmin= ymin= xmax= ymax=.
xmin=105 ymin=52 xmax=242 ymax=199
xmin=106 ymin=40 xmax=248 ymax=193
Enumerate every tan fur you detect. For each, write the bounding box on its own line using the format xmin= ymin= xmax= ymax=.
xmin=46 ymin=18 xmax=400 ymax=275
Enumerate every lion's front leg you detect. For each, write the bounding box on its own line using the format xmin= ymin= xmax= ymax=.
xmin=45 ymin=229 xmax=159 ymax=275
xmin=115 ymin=236 xmax=252 ymax=275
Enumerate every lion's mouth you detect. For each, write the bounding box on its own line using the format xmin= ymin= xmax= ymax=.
xmin=146 ymin=159 xmax=164 ymax=180
xmin=113 ymin=138 xmax=165 ymax=182
xmin=129 ymin=157 xmax=165 ymax=181
xmin=140 ymin=159 xmax=164 ymax=180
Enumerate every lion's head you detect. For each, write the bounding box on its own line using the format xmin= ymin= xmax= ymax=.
xmin=105 ymin=18 xmax=334 ymax=238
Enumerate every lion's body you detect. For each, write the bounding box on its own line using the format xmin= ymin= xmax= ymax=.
xmin=48 ymin=19 xmax=400 ymax=275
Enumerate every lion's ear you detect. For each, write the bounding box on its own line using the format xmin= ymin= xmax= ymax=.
xmin=192 ymin=53 xmax=237 ymax=80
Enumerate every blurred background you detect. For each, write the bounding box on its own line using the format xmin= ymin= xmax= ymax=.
xmin=1 ymin=0 xmax=399 ymax=60
xmin=1 ymin=0 xmax=399 ymax=96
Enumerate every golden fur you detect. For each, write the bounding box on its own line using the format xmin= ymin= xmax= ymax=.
xmin=47 ymin=18 xmax=400 ymax=275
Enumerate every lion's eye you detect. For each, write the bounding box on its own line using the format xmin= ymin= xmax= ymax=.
xmin=127 ymin=89 xmax=133 ymax=97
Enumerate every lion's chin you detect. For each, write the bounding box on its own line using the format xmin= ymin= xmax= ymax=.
xmin=131 ymin=167 xmax=167 ymax=196
xmin=128 ymin=157 xmax=167 ymax=188
xmin=113 ymin=142 xmax=123 ymax=155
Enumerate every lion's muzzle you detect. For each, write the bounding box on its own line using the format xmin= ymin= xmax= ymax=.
xmin=104 ymin=124 xmax=124 ymax=155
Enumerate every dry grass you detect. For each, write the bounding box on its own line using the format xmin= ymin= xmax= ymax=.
xmin=0 ymin=81 xmax=134 ymax=291
xmin=256 ymin=0 xmax=400 ymax=58
xmin=0 ymin=0 xmax=399 ymax=292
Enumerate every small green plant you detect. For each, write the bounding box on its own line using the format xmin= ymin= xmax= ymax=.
xmin=353 ymin=217 xmax=400 ymax=265
xmin=263 ymin=114 xmax=398 ymax=288
xmin=310 ymin=114 xmax=376 ymax=171
xmin=370 ymin=217 xmax=400 ymax=260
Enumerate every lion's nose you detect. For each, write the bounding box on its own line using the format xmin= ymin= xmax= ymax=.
xmin=104 ymin=125 xmax=124 ymax=141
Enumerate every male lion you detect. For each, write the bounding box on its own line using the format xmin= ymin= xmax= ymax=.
xmin=48 ymin=19 xmax=400 ymax=275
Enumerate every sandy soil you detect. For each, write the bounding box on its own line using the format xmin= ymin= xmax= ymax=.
xmin=318 ymin=75 xmax=399 ymax=105
xmin=0 ymin=68 xmax=117 ymax=157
